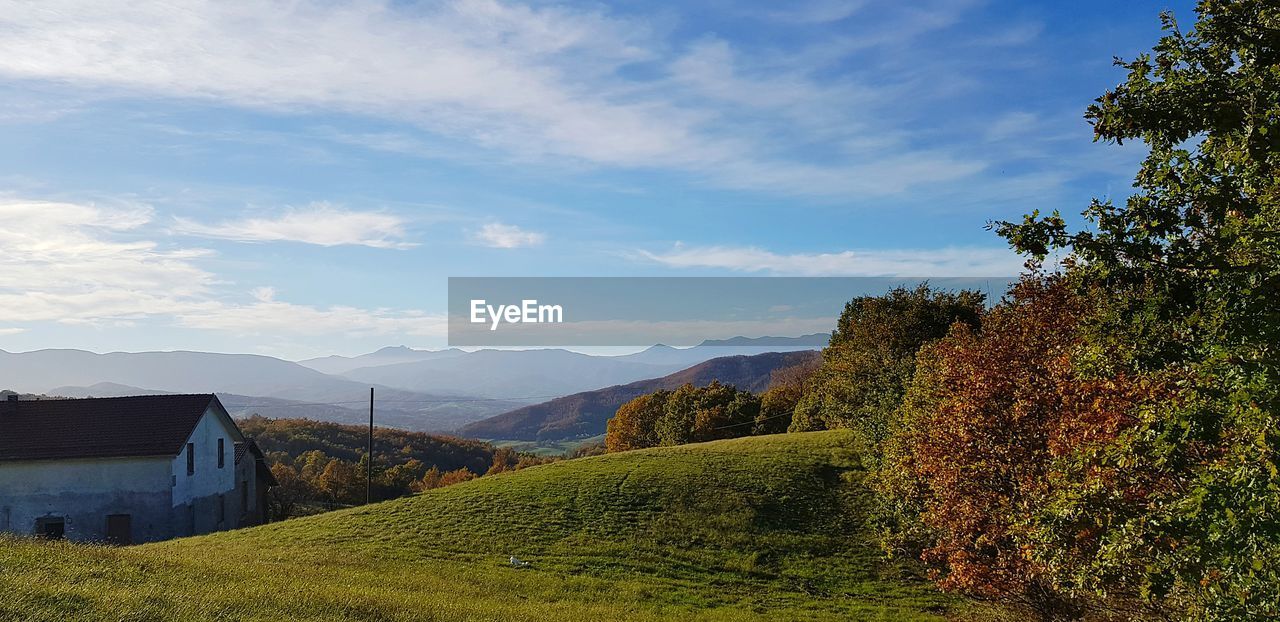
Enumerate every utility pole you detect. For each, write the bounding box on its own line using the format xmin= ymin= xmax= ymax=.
xmin=366 ymin=386 xmax=374 ymax=505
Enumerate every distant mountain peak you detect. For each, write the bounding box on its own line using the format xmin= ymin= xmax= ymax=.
xmin=696 ymin=333 xmax=830 ymax=347
xmin=374 ymin=345 xmax=417 ymax=354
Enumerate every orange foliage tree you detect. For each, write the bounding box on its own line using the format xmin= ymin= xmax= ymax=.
xmin=878 ymin=276 xmax=1161 ymax=618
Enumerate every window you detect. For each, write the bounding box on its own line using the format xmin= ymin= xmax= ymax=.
xmin=241 ymin=482 xmax=249 ymax=512
xmin=36 ymin=517 xmax=65 ymax=540
xmin=218 ymin=494 xmax=226 ymax=524
xmin=217 ymin=438 xmax=225 ymax=469
xmin=186 ymin=442 xmax=195 ymax=475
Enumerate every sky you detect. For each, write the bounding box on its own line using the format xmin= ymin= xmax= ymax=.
xmin=0 ymin=0 xmax=1195 ymax=359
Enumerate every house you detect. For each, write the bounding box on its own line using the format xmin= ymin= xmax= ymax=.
xmin=0 ymin=393 xmax=275 ymax=544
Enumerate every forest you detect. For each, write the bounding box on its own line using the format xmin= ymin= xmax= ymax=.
xmin=238 ymin=416 xmax=554 ymax=518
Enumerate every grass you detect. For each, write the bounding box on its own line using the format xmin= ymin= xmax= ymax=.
xmin=0 ymin=431 xmax=966 ymax=621
xmin=491 ymin=434 xmax=605 ymax=456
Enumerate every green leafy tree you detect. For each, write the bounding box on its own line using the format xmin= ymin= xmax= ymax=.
xmin=606 ymin=382 xmax=762 ymax=451
xmin=992 ymin=2 xmax=1280 ymax=618
xmin=789 ymin=284 xmax=985 ymax=452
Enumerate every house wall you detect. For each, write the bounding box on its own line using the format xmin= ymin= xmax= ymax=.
xmin=232 ymin=449 xmax=260 ymax=527
xmin=0 ymin=456 xmax=174 ymax=542
xmin=170 ymin=405 xmax=241 ymax=536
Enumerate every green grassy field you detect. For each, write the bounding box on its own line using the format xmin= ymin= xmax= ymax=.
xmin=0 ymin=431 xmax=968 ymax=621
xmin=491 ymin=434 xmax=605 ymax=456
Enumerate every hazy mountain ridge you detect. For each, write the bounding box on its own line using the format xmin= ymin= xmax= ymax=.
xmin=339 ymin=348 xmax=684 ymax=399
xmin=0 ymin=350 xmax=515 ymax=432
xmin=2 ymin=337 xmax=826 ymax=433
xmin=459 ymin=350 xmax=822 ymax=441
xmin=298 ymin=346 xmax=467 ymax=376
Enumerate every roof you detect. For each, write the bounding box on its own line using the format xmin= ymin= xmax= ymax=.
xmin=233 ymin=439 xmax=277 ymax=486
xmin=0 ymin=394 xmax=227 ymax=462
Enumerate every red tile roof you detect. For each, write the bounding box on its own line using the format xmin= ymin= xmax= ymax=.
xmin=0 ymin=394 xmax=218 ymax=462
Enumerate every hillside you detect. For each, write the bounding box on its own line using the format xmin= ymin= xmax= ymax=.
xmin=0 ymin=431 xmax=963 ymax=621
xmin=238 ymin=416 xmax=497 ymax=476
xmin=461 ymin=350 xmax=821 ymax=441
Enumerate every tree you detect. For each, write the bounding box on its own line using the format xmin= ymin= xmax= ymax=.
xmin=266 ymin=463 xmax=313 ymax=520
xmin=988 ymin=3 xmax=1280 ymax=618
xmin=605 ymin=382 xmax=762 ymax=451
xmin=754 ymin=358 xmax=820 ymax=435
xmin=605 ymin=390 xmax=670 ymax=452
xmin=878 ymin=276 xmax=1161 ymax=619
xmin=789 ymin=284 xmax=985 ymax=453
xmin=485 ymin=447 xmax=520 ymax=475
xmin=413 ymin=466 xmax=443 ymax=492
xmin=318 ymin=460 xmax=363 ymax=505
xmin=438 ymin=467 xmax=477 ymax=487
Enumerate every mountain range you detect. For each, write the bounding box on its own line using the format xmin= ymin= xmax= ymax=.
xmin=1 ymin=334 xmax=827 ymax=434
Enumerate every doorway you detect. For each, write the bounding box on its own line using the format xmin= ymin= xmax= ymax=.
xmin=106 ymin=514 xmax=132 ymax=545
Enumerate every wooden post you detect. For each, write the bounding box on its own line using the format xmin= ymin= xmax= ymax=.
xmin=367 ymin=387 xmax=374 ymax=505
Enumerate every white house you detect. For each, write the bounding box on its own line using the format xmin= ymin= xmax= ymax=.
xmin=0 ymin=394 xmax=274 ymax=544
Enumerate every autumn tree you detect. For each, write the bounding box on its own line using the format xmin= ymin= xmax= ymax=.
xmin=605 ymin=390 xmax=670 ymax=452
xmin=877 ymin=276 xmax=1165 ymax=619
xmin=266 ymin=462 xmax=313 ymax=520
xmin=754 ymin=357 xmax=821 ymax=435
xmin=789 ymin=284 xmax=985 ymax=452
xmin=986 ymin=2 xmax=1280 ymax=619
xmin=606 ymin=382 xmax=761 ymax=451
xmin=318 ymin=460 xmax=364 ymax=505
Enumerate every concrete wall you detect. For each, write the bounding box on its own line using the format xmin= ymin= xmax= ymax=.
xmin=0 ymin=456 xmax=174 ymax=542
xmin=232 ymin=450 xmax=263 ymax=527
xmin=170 ymin=405 xmax=242 ymax=536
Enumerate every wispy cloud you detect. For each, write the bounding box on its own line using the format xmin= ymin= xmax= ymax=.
xmin=0 ymin=198 xmax=439 ymax=337
xmin=172 ymin=203 xmax=414 ymax=249
xmin=638 ymin=244 xmax=1024 ymax=276
xmin=473 ymin=223 xmax=546 ymax=249
xmin=0 ymin=0 xmax=1018 ymax=197
xmin=746 ymin=0 xmax=866 ymax=25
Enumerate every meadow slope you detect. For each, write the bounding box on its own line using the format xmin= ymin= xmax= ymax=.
xmin=0 ymin=431 xmax=964 ymax=621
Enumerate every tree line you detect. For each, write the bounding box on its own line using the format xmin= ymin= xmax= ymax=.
xmin=238 ymin=416 xmax=555 ymax=519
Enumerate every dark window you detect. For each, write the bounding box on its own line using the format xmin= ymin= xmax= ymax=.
xmin=106 ymin=514 xmax=132 ymax=545
xmin=218 ymin=494 xmax=226 ymax=524
xmin=217 ymin=438 xmax=225 ymax=469
xmin=36 ymin=517 xmax=65 ymax=540
xmin=241 ymin=482 xmax=249 ymax=512
xmin=186 ymin=442 xmax=195 ymax=475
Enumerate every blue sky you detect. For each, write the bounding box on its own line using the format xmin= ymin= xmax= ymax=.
xmin=0 ymin=0 xmax=1193 ymax=359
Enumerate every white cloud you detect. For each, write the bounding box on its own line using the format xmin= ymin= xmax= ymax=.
xmin=0 ymin=0 xmax=997 ymax=197
xmin=172 ymin=203 xmax=414 ymax=249
xmin=0 ymin=198 xmax=442 ymax=339
xmin=638 ymin=244 xmax=1024 ymax=276
xmin=474 ymin=223 xmax=546 ymax=248
xmin=176 ymin=295 xmax=446 ymax=338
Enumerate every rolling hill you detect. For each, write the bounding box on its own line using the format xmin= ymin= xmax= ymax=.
xmin=459 ymin=350 xmax=822 ymax=441
xmin=0 ymin=431 xmax=968 ymax=621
